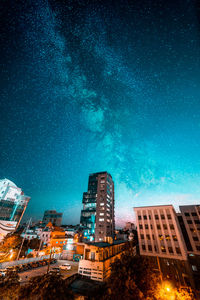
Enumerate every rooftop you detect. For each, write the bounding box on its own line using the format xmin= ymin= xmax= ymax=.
xmin=86 ymin=240 xmax=125 ymax=248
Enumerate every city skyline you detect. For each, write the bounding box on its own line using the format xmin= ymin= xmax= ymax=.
xmin=1 ymin=0 xmax=200 ymax=227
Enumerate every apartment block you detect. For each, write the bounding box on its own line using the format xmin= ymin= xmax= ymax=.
xmin=134 ymin=205 xmax=188 ymax=260
xmin=80 ymin=172 xmax=115 ymax=242
xmin=42 ymin=210 xmax=63 ymax=227
xmin=179 ymin=205 xmax=200 ymax=255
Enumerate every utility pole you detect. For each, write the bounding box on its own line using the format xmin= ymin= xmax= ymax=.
xmin=47 ymin=247 xmax=53 ymax=274
xmin=16 ymin=218 xmax=31 ymax=261
xmin=157 ymin=256 xmax=163 ymax=283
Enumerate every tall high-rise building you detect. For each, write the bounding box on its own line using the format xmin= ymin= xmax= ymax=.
xmin=0 ymin=179 xmax=30 ymax=241
xmin=42 ymin=210 xmax=63 ymax=227
xmin=80 ymin=172 xmax=115 ymax=242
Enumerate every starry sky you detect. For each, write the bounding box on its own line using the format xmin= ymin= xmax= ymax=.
xmin=1 ymin=0 xmax=200 ymax=227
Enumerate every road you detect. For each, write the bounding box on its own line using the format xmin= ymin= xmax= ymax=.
xmin=19 ymin=260 xmax=78 ymax=284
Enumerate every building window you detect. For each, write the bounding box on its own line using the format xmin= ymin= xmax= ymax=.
xmin=170 ymin=224 xmax=174 ymax=230
xmin=143 ymin=215 xmax=147 ymax=220
xmin=155 ymin=215 xmax=159 ymax=220
xmin=100 ymin=203 xmax=104 ymax=206
xmin=138 ymin=215 xmax=142 ymax=220
xmin=149 ymin=215 xmax=151 ymax=220
xmin=196 ymin=246 xmax=200 ymax=251
xmin=184 ymin=213 xmax=190 ymax=216
xmin=159 ymin=235 xmax=164 ymax=241
xmin=145 ymin=224 xmax=148 ymax=229
xmin=152 ymin=234 xmax=155 ymax=240
xmin=193 ymin=236 xmax=199 ymax=241
xmin=161 ymin=246 xmax=166 ymax=253
xmin=168 ymin=247 xmax=173 ymax=253
xmin=150 ymin=224 xmax=153 ymax=229
xmin=157 ymin=225 xmax=161 ymax=230
xmin=165 ymin=235 xmax=170 ymax=241
xmin=99 ymin=213 xmax=104 ymax=216
xmin=99 ymin=218 xmax=104 ymax=222
xmin=142 ymin=245 xmax=146 ymax=251
xmin=176 ymin=247 xmax=181 ymax=254
xmin=148 ymin=245 xmax=152 ymax=251
xmin=146 ymin=234 xmax=150 ymax=240
xmin=191 ymin=212 xmax=197 ymax=217
xmin=172 ymin=235 xmax=177 ymax=241
xmin=163 ymin=224 xmax=168 ymax=230
xmin=139 ymin=224 xmax=143 ymax=229
xmin=167 ymin=214 xmax=171 ymax=220
xmin=195 ymin=220 xmax=200 ymax=224
xmin=161 ymin=215 xmax=165 ymax=220
xmin=187 ymin=220 xmax=192 ymax=224
xmin=140 ymin=234 xmax=144 ymax=239
xmin=192 ymin=265 xmax=197 ymax=272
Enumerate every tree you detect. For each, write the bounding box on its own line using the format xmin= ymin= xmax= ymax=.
xmin=107 ymin=254 xmax=159 ymax=300
xmin=18 ymin=274 xmax=74 ymax=300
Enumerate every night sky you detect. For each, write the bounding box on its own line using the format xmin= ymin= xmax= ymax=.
xmin=1 ymin=0 xmax=200 ymax=227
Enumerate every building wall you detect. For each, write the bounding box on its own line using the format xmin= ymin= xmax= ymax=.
xmin=95 ymin=172 xmax=114 ymax=242
xmin=42 ymin=210 xmax=62 ymax=227
xmin=78 ymin=241 xmax=127 ymax=281
xmin=179 ymin=205 xmax=200 ymax=255
xmin=80 ymin=172 xmax=115 ymax=242
xmin=134 ymin=205 xmax=188 ymax=260
xmin=0 ymin=179 xmax=30 ymax=241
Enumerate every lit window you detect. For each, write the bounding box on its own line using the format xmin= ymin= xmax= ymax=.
xmin=192 ymin=265 xmax=197 ymax=271
xmin=100 ymin=213 xmax=104 ymax=216
xmin=99 ymin=218 xmax=104 ymax=222
xmin=100 ymin=203 xmax=104 ymax=206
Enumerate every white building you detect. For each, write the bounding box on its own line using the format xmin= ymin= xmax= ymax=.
xmin=0 ymin=179 xmax=30 ymax=241
xmin=134 ymin=205 xmax=188 ymax=260
xmin=21 ymin=229 xmax=38 ymax=240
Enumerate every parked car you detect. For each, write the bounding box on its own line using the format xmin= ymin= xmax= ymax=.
xmin=31 ymin=262 xmax=38 ymax=268
xmin=26 ymin=263 xmax=32 ymax=270
xmin=15 ymin=265 xmax=24 ymax=273
xmin=59 ymin=264 xmax=71 ymax=270
xmin=49 ymin=267 xmax=60 ymax=275
xmin=0 ymin=269 xmax=7 ymax=277
xmin=50 ymin=259 xmax=57 ymax=264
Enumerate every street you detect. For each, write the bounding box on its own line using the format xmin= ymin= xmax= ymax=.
xmin=19 ymin=260 xmax=78 ymax=284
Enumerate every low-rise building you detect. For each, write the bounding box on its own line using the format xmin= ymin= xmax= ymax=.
xmin=78 ymin=240 xmax=130 ymax=281
xmin=42 ymin=210 xmax=63 ymax=227
xmin=21 ymin=229 xmax=38 ymax=240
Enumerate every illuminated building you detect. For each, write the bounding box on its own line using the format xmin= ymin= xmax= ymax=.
xmin=49 ymin=227 xmax=67 ymax=248
xmin=80 ymin=172 xmax=115 ymax=242
xmin=42 ymin=210 xmax=63 ymax=227
xmin=134 ymin=205 xmax=187 ymax=260
xmin=78 ymin=240 xmax=130 ymax=281
xmin=134 ymin=205 xmax=193 ymax=287
xmin=0 ymin=179 xmax=30 ymax=241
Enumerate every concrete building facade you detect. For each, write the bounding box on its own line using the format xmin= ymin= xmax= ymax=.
xmin=80 ymin=172 xmax=115 ymax=242
xmin=134 ymin=205 xmax=188 ymax=260
xmin=42 ymin=210 xmax=62 ymax=227
xmin=0 ymin=179 xmax=30 ymax=241
xmin=78 ymin=240 xmax=128 ymax=281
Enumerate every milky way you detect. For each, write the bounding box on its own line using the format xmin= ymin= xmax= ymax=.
xmin=1 ymin=0 xmax=200 ymax=226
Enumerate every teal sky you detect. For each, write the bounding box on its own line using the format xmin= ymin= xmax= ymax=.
xmin=0 ymin=0 xmax=200 ymax=227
